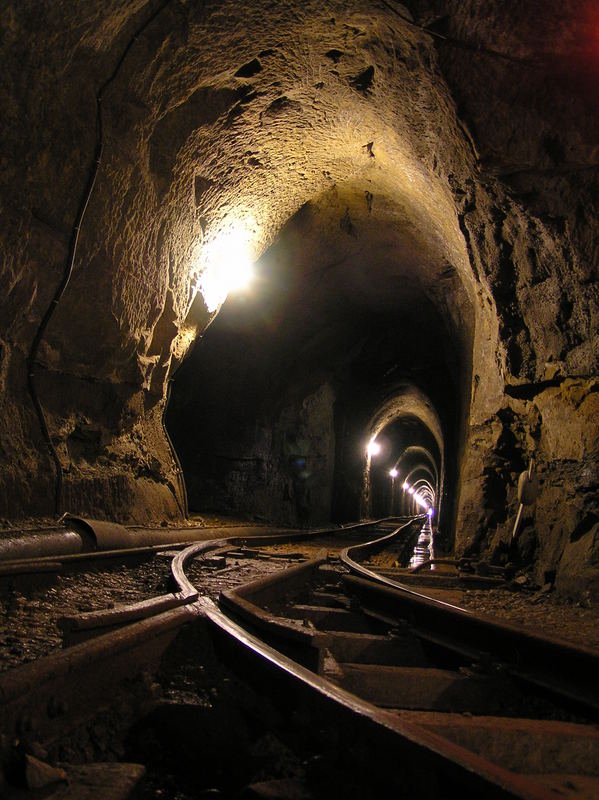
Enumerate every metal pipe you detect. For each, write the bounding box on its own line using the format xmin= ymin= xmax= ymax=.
xmin=511 ymin=457 xmax=536 ymax=542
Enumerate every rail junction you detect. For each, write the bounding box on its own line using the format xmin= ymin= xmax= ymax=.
xmin=1 ymin=517 xmax=598 ymax=798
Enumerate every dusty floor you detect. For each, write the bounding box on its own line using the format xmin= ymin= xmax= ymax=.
xmin=458 ymin=587 xmax=599 ymax=652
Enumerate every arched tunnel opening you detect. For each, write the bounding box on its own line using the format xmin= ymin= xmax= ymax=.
xmin=366 ymin=416 xmax=441 ymax=521
xmin=166 ymin=175 xmax=473 ymax=548
xmin=358 ymin=384 xmax=447 ymax=531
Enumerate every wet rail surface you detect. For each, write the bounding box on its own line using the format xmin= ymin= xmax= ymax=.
xmin=2 ymin=517 xmax=598 ymax=798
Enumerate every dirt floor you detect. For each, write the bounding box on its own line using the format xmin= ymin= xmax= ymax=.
xmin=457 ymin=586 xmax=599 ymax=651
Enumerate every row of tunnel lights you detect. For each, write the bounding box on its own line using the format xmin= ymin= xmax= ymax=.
xmin=193 ymin=219 xmax=441 ymax=519
xmin=367 ymin=439 xmax=434 ymax=517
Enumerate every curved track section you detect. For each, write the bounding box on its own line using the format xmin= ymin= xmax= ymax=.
xmin=51 ymin=519 xmax=404 ymax=643
xmin=340 ymin=518 xmax=599 ymax=714
xmin=200 ymin=595 xmax=554 ymax=800
xmin=200 ymin=526 xmax=599 ymax=799
xmin=2 ymin=517 xmax=599 ymax=798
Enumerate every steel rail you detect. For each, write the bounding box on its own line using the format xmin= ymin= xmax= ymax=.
xmin=0 ymin=539 xmax=206 ymax=578
xmin=199 ymin=595 xmax=552 ymax=800
xmin=194 ymin=522 xmax=599 ymax=798
xmin=56 ymin=519 xmax=403 ymax=640
xmin=0 ymin=582 xmax=553 ymax=800
xmin=344 ymin=574 xmax=599 ymax=714
xmin=3 ymin=518 xmax=592 ymax=799
xmin=339 ymin=521 xmax=599 ymax=714
xmin=0 ymin=518 xmax=418 ymax=770
xmin=0 ymin=602 xmax=203 ymax=747
xmin=340 ymin=516 xmax=474 ymax=611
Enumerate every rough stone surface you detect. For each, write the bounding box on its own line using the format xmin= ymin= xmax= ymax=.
xmin=0 ymin=2 xmax=597 ymax=591
xmin=25 ymin=755 xmax=68 ymax=790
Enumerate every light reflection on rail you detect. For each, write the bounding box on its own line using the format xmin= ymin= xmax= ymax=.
xmin=408 ymin=517 xmax=434 ymax=570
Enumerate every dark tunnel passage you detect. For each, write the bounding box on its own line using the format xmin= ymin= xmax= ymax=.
xmin=167 ymin=181 xmax=473 ymax=546
xmin=367 ymin=416 xmax=441 ymax=520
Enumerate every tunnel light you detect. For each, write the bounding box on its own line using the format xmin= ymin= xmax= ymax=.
xmin=198 ymin=222 xmax=255 ymax=312
xmin=367 ymin=440 xmax=381 ymax=457
xmin=402 ymin=481 xmax=409 ymax=491
xmin=414 ymin=494 xmax=428 ymax=509
xmin=427 ymin=507 xmax=434 ymax=517
xmin=389 ymin=468 xmax=398 ymax=478
xmin=408 ymin=487 xmax=415 ymax=495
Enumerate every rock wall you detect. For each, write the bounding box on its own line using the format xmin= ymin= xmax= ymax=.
xmin=1 ymin=0 xmax=474 ymax=524
xmin=179 ymin=382 xmax=336 ymax=528
xmin=1 ymin=1 xmax=197 ymax=522
xmin=418 ymin=0 xmax=599 ymax=595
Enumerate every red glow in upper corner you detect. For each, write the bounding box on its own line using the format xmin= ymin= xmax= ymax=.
xmin=587 ymin=3 xmax=599 ymax=57
xmin=556 ymin=3 xmax=599 ymax=105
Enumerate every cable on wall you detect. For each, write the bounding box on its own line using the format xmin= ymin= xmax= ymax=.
xmin=26 ymin=0 xmax=173 ymax=515
xmin=379 ymin=0 xmax=548 ymax=68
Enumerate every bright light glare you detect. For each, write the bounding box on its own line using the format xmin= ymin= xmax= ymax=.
xmin=199 ymin=224 xmax=254 ymax=312
xmin=408 ymin=487 xmax=415 ymax=495
xmin=402 ymin=481 xmax=409 ymax=491
xmin=414 ymin=494 xmax=428 ymax=509
xmin=367 ymin=440 xmax=381 ymax=457
xmin=389 ymin=468 xmax=398 ymax=478
xmin=427 ymin=507 xmax=434 ymax=517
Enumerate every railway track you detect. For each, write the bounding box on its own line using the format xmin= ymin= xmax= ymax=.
xmin=1 ymin=517 xmax=597 ymax=798
xmin=0 ymin=519 xmax=416 ymax=797
xmin=212 ymin=520 xmax=599 ymax=799
xmin=0 ymin=520 xmax=396 ymax=661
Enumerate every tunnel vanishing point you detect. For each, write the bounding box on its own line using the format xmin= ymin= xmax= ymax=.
xmin=1 ymin=1 xmax=598 ymax=600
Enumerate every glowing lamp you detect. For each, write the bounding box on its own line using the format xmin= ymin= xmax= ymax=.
xmin=367 ymin=440 xmax=381 ymax=457
xmin=199 ymin=223 xmax=255 ymax=312
xmin=389 ymin=468 xmax=398 ymax=478
xmin=408 ymin=487 xmax=415 ymax=495
xmin=402 ymin=481 xmax=409 ymax=491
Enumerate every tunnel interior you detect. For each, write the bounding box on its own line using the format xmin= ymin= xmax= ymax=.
xmin=367 ymin=416 xmax=441 ymax=521
xmin=2 ymin=0 xmax=599 ymax=599
xmin=166 ymin=176 xmax=472 ymax=542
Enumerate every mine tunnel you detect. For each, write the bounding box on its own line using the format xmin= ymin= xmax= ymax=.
xmin=3 ymin=3 xmax=599 ymax=798
xmin=2 ymin=1 xmax=599 ymax=599
xmin=166 ymin=182 xmax=466 ymax=544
